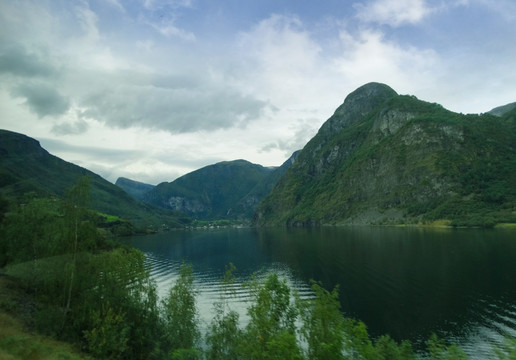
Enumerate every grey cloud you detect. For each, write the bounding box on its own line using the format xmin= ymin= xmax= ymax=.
xmin=40 ymin=138 xmax=142 ymax=162
xmin=0 ymin=44 xmax=56 ymax=78
xmin=12 ymin=82 xmax=70 ymax=117
xmin=51 ymin=119 xmax=89 ymax=135
xmin=261 ymin=118 xmax=318 ymax=155
xmin=79 ymin=81 xmax=269 ymax=133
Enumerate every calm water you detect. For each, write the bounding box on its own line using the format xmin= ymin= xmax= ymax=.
xmin=124 ymin=226 xmax=516 ymax=359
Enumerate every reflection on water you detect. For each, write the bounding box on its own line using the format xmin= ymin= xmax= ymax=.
xmin=124 ymin=226 xmax=516 ymax=359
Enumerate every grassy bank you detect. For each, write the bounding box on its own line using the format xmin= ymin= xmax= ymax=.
xmin=0 ymin=276 xmax=92 ymax=360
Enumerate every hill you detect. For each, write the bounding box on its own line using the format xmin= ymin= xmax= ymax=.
xmin=115 ymin=177 xmax=155 ymax=201
xmin=488 ymin=102 xmax=516 ymax=117
xmin=255 ymin=82 xmax=516 ymax=227
xmin=143 ymin=159 xmax=277 ymax=220
xmin=0 ymin=129 xmax=188 ymax=230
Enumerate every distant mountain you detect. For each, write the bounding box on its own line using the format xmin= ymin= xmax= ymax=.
xmin=488 ymin=102 xmax=516 ymax=117
xmin=255 ymin=83 xmax=516 ymax=227
xmin=115 ymin=177 xmax=155 ymax=201
xmin=143 ymin=159 xmax=282 ymax=220
xmin=237 ymin=150 xmax=300 ymax=213
xmin=0 ymin=130 xmax=188 ymax=229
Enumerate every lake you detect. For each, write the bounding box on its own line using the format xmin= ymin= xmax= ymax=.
xmin=124 ymin=226 xmax=516 ymax=359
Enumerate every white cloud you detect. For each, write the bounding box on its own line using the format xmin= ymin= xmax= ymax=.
xmin=75 ymin=2 xmax=100 ymax=45
xmin=332 ymin=28 xmax=439 ymax=96
xmin=106 ymin=0 xmax=125 ymax=12
xmin=154 ymin=22 xmax=196 ymax=41
xmin=354 ymin=0 xmax=434 ymax=26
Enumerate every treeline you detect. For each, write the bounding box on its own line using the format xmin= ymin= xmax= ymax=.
xmin=0 ymin=178 xmax=514 ymax=359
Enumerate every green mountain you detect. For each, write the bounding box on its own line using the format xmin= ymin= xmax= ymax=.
xmin=115 ymin=177 xmax=155 ymax=201
xmin=143 ymin=159 xmax=278 ymax=220
xmin=0 ymin=129 xmax=188 ymax=229
xmin=255 ymin=82 xmax=516 ymax=227
xmin=488 ymin=102 xmax=516 ymax=117
xmin=236 ymin=150 xmax=300 ymax=213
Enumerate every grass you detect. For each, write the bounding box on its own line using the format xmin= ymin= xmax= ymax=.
xmin=0 ymin=276 xmax=92 ymax=360
xmin=0 ymin=312 xmax=92 ymax=360
xmin=96 ymin=212 xmax=121 ymax=223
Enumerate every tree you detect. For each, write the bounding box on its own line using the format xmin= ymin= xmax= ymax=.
xmin=162 ymin=262 xmax=201 ymax=359
xmin=425 ymin=333 xmax=468 ymax=360
xmin=61 ymin=176 xmax=92 ymax=333
xmin=495 ymin=336 xmax=516 ymax=360
xmin=374 ymin=335 xmax=416 ymax=360
xmin=241 ymin=272 xmax=302 ymax=360
xmin=298 ymin=281 xmax=347 ymax=360
xmin=206 ymin=263 xmax=242 ymax=360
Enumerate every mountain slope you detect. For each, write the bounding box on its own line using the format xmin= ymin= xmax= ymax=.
xmin=255 ymin=83 xmax=516 ymax=227
xmin=143 ymin=160 xmax=275 ymax=220
xmin=236 ymin=150 xmax=300 ymax=214
xmin=115 ymin=177 xmax=155 ymax=201
xmin=488 ymin=102 xmax=516 ymax=117
xmin=0 ymin=129 xmax=188 ymax=229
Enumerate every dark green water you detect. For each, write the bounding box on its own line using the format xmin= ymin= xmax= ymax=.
xmin=125 ymin=226 xmax=516 ymax=358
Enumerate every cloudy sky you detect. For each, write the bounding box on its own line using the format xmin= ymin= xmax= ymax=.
xmin=1 ymin=0 xmax=515 ymax=185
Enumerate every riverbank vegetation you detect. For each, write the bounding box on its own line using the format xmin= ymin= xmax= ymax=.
xmin=1 ymin=178 xmax=515 ymax=359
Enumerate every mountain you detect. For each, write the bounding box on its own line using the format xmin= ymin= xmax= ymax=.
xmin=255 ymin=82 xmax=516 ymax=227
xmin=0 ymin=129 xmax=188 ymax=229
xmin=235 ymin=151 xmax=300 ymax=215
xmin=115 ymin=177 xmax=155 ymax=201
xmin=143 ymin=159 xmax=277 ymax=220
xmin=488 ymin=102 xmax=516 ymax=117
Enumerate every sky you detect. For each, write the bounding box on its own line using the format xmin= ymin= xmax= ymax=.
xmin=1 ymin=0 xmax=515 ymax=185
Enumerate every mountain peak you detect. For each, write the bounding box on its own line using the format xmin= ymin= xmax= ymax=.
xmin=321 ymin=82 xmax=397 ymax=135
xmin=0 ymin=129 xmax=48 ymax=157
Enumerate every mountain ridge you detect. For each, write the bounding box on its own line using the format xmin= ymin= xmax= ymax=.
xmin=255 ymin=83 xmax=516 ymax=227
xmin=0 ymin=129 xmax=188 ymax=230
xmin=143 ymin=159 xmax=276 ymax=220
xmin=115 ymin=177 xmax=155 ymax=201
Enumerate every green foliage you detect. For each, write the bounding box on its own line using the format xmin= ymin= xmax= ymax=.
xmin=374 ymin=335 xmax=416 ymax=360
xmin=241 ymin=272 xmax=302 ymax=359
xmin=206 ymin=263 xmax=243 ymax=360
xmin=425 ymin=333 xmax=468 ymax=360
xmin=162 ymin=263 xmax=200 ymax=357
xmin=298 ymin=282 xmax=346 ymax=360
xmin=0 ymin=312 xmax=92 ymax=360
xmin=0 ymin=178 xmax=164 ymax=359
xmin=206 ymin=305 xmax=241 ymax=360
xmin=495 ymin=335 xmax=516 ymax=360
xmin=83 ymin=303 xmax=129 ymax=359
xmin=0 ymin=193 xmax=9 ymax=223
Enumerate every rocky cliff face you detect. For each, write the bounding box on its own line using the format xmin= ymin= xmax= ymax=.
xmin=256 ymin=83 xmax=516 ymax=227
